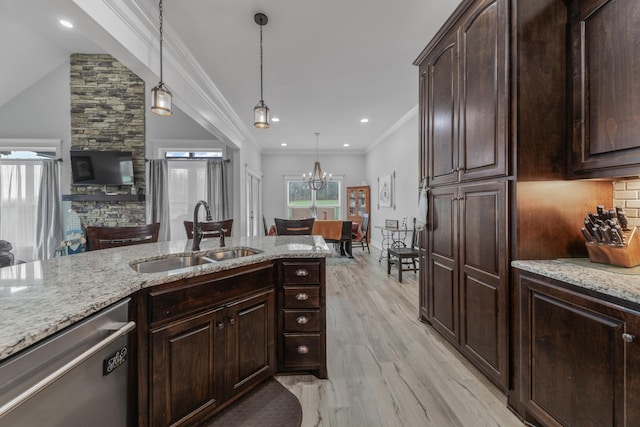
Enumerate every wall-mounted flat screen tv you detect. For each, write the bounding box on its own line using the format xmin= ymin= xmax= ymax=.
xmin=70 ymin=150 xmax=134 ymax=186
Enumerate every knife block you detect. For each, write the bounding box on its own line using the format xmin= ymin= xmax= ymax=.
xmin=586 ymin=227 xmax=640 ymax=267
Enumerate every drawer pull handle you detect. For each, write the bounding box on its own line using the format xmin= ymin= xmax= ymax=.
xmin=295 ymin=269 xmax=309 ymax=277
xmin=228 ymin=318 xmax=235 ymax=325
xmin=296 ymin=316 xmax=309 ymax=325
xmin=216 ymin=321 xmax=224 ymax=329
xmin=296 ymin=345 xmax=309 ymax=354
xmin=295 ymin=293 xmax=309 ymax=301
xmin=622 ymin=333 xmax=636 ymax=343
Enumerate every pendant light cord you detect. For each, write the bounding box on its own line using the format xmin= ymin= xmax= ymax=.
xmin=159 ymin=0 xmax=164 ymax=84
xmin=259 ymin=23 xmax=264 ymax=102
xmin=315 ymin=132 xmax=319 ymax=161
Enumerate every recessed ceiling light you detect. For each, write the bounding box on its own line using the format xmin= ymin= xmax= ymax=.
xmin=272 ymin=117 xmax=280 ymax=122
xmin=360 ymin=118 xmax=369 ymax=123
xmin=343 ymin=143 xmax=350 ymax=147
xmin=59 ymin=19 xmax=74 ymax=29
xmin=280 ymin=143 xmax=287 ymax=147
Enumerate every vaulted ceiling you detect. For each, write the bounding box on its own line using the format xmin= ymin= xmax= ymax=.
xmin=0 ymin=0 xmax=461 ymax=153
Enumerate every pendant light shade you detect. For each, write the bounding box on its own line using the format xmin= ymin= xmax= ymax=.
xmin=304 ymin=133 xmax=331 ymax=191
xmin=151 ymin=0 xmax=172 ymax=116
xmin=254 ymin=13 xmax=269 ymax=129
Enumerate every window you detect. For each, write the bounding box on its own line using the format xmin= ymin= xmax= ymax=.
xmin=0 ymin=149 xmax=56 ymax=261
xmin=285 ymin=177 xmax=342 ymax=220
xmin=163 ymin=150 xmax=223 ymax=240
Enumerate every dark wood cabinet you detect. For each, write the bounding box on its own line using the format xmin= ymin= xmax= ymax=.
xmin=277 ymin=259 xmax=327 ymax=379
xmin=423 ymin=0 xmax=508 ymax=187
xmin=513 ymin=270 xmax=640 ymax=426
xmin=570 ymin=0 xmax=640 ymax=178
xmin=416 ymin=0 xmax=577 ymax=392
xmin=428 ymin=181 xmax=508 ymax=387
xmin=225 ymin=290 xmax=275 ymax=399
xmin=138 ymin=263 xmax=276 ymax=427
xmin=149 ymin=307 xmax=226 ymax=427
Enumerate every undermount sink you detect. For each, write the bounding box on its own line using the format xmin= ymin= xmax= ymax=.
xmin=202 ymin=247 xmax=262 ymax=261
xmin=131 ymin=247 xmax=263 ymax=273
xmin=131 ymin=255 xmax=216 ymax=273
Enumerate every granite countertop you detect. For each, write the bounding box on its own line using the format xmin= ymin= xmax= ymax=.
xmin=512 ymin=258 xmax=640 ymax=306
xmin=0 ymin=235 xmax=330 ymax=362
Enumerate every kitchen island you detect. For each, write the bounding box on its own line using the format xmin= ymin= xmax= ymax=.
xmin=511 ymin=258 xmax=640 ymax=426
xmin=0 ymin=235 xmax=331 ymax=426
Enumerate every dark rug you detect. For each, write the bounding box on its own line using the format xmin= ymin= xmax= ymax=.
xmin=204 ymin=378 xmax=302 ymax=427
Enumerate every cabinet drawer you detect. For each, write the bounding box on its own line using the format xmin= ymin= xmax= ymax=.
xmin=282 ymin=261 xmax=321 ymax=285
xmin=283 ymin=286 xmax=320 ymax=308
xmin=283 ymin=309 xmax=321 ymax=332
xmin=283 ymin=333 xmax=322 ymax=369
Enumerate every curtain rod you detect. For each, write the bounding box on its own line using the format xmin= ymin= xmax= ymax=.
xmin=145 ymin=158 xmax=231 ymax=163
xmin=0 ymin=158 xmax=63 ymax=162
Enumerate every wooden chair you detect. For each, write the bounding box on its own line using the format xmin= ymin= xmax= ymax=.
xmin=387 ymin=218 xmax=419 ymax=282
xmin=352 ymin=213 xmax=370 ymax=254
xmin=274 ymin=218 xmax=315 ymax=235
xmin=86 ymin=223 xmax=160 ymax=251
xmin=183 ymin=219 xmax=233 ymax=239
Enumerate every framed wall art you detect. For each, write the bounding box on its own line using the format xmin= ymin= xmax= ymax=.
xmin=377 ymin=171 xmax=395 ymax=209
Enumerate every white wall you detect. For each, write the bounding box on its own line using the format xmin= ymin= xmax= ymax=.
xmin=262 ymin=152 xmax=366 ymax=225
xmin=365 ymin=113 xmax=419 ymax=249
xmin=0 ymin=62 xmax=72 ymax=188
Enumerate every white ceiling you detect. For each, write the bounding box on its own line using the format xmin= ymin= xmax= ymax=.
xmin=0 ymin=0 xmax=461 ymax=153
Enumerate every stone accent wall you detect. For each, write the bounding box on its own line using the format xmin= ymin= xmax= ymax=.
xmin=613 ymin=179 xmax=640 ymax=228
xmin=70 ymin=54 xmax=146 ymax=227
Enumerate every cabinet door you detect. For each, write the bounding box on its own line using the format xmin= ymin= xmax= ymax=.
xmin=419 ymin=64 xmax=428 ymax=185
xmin=150 ymin=307 xmax=226 ymax=427
xmin=427 ymin=32 xmax=459 ymax=186
xmin=458 ymin=180 xmax=508 ymax=389
xmin=459 ymin=0 xmax=508 ymax=182
xmin=570 ymin=0 xmax=640 ymax=177
xmin=519 ymin=273 xmax=640 ymax=427
xmin=428 ymin=186 xmax=459 ymax=342
xmin=226 ymin=289 xmax=275 ymax=398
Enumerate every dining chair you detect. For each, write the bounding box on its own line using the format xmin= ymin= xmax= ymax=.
xmin=183 ymin=219 xmax=233 ymax=239
xmin=86 ymin=223 xmax=160 ymax=251
xmin=274 ymin=218 xmax=315 ymax=235
xmin=387 ymin=217 xmax=419 ymax=282
xmin=352 ymin=213 xmax=370 ymax=253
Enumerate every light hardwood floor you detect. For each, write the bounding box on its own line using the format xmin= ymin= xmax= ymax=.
xmin=276 ymin=249 xmax=524 ymax=427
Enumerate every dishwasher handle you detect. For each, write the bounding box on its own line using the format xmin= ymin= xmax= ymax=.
xmin=0 ymin=321 xmax=136 ymax=418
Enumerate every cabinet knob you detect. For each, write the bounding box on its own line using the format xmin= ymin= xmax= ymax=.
xmin=216 ymin=321 xmax=224 ymax=329
xmin=228 ymin=317 xmax=235 ymax=325
xmin=295 ymin=269 xmax=309 ymax=277
xmin=295 ymin=293 xmax=309 ymax=301
xmin=296 ymin=316 xmax=309 ymax=325
xmin=622 ymin=333 xmax=636 ymax=343
xmin=296 ymin=345 xmax=309 ymax=354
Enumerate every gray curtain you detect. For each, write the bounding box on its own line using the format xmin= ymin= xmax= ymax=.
xmin=146 ymin=159 xmax=171 ymax=241
xmin=206 ymin=159 xmax=229 ymax=221
xmin=35 ymin=160 xmax=62 ymax=260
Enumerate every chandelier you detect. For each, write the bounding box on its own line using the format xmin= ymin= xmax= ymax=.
xmin=304 ymin=132 xmax=331 ymax=191
xmin=253 ymin=13 xmax=270 ymax=128
xmin=151 ymin=0 xmax=172 ymax=116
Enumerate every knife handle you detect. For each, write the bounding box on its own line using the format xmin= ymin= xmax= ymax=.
xmin=592 ymin=226 xmax=603 ymax=243
xmin=616 ymin=207 xmax=629 ymax=230
xmin=581 ymin=228 xmax=594 ymax=243
xmin=601 ymin=226 xmax=613 ymax=244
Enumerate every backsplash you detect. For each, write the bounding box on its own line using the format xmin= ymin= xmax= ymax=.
xmin=613 ymin=179 xmax=640 ymax=228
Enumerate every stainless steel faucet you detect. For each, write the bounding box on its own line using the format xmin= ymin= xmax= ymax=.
xmin=192 ymin=200 xmax=212 ymax=251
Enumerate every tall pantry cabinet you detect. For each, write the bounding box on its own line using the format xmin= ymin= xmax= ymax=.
xmin=414 ymin=0 xmax=572 ymax=390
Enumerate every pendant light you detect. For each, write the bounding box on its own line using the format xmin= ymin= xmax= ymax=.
xmin=254 ymin=13 xmax=269 ymax=128
xmin=304 ymin=133 xmax=331 ymax=191
xmin=151 ymin=0 xmax=172 ymax=116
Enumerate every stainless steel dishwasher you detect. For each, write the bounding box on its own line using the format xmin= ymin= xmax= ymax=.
xmin=0 ymin=298 xmax=135 ymax=427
